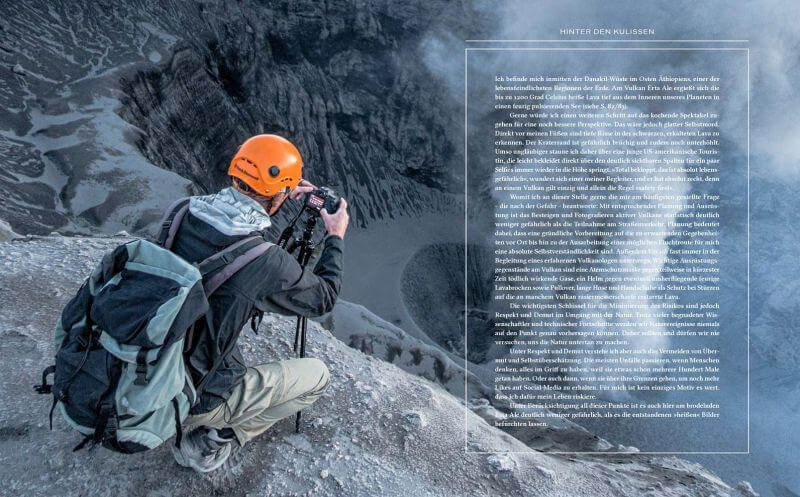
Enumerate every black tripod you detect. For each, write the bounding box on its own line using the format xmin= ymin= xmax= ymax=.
xmin=277 ymin=210 xmax=319 ymax=433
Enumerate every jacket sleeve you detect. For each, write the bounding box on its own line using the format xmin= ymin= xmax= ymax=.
xmin=256 ymin=235 xmax=344 ymax=317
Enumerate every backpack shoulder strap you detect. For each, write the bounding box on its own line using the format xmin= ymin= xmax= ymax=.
xmin=157 ymin=197 xmax=191 ymax=250
xmin=200 ymin=237 xmax=275 ymax=296
xmin=197 ymin=236 xmax=262 ymax=275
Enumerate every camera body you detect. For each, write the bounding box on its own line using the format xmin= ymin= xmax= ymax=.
xmin=303 ymin=187 xmax=341 ymax=215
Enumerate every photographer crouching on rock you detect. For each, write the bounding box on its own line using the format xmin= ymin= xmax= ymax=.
xmin=168 ymin=134 xmax=348 ymax=472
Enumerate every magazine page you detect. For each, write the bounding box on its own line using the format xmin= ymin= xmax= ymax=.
xmin=0 ymin=1 xmax=794 ymax=496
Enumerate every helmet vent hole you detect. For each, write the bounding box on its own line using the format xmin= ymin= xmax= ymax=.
xmin=268 ymin=165 xmax=280 ymax=177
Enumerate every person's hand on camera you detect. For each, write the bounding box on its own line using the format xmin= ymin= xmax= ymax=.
xmin=321 ymin=198 xmax=349 ymax=239
xmin=289 ymin=179 xmax=317 ymax=200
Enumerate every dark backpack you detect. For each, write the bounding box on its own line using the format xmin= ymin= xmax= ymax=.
xmin=35 ymin=198 xmax=272 ymax=453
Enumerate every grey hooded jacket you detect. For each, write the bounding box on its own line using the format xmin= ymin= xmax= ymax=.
xmin=167 ymin=187 xmax=343 ymax=414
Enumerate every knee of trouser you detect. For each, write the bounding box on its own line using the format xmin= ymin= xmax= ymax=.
xmin=306 ymin=357 xmax=330 ymax=394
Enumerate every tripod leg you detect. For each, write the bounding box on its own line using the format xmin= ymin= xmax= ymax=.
xmin=295 ymin=317 xmax=308 ymax=433
xmin=293 ymin=317 xmax=301 ymax=353
xmin=290 ymin=224 xmax=315 ymax=434
xmin=299 ymin=317 xmax=307 ymax=358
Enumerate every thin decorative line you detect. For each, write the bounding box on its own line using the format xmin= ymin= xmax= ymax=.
xmin=465 ymin=451 xmax=752 ymax=455
xmin=464 ymin=48 xmax=470 ymax=454
xmin=465 ymin=39 xmax=749 ymax=43
xmin=746 ymin=47 xmax=751 ymax=455
xmin=466 ymin=47 xmax=748 ymax=51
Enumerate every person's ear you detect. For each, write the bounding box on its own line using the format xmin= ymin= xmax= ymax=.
xmin=267 ymin=193 xmax=287 ymax=216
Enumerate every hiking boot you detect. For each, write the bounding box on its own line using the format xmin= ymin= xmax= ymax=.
xmin=171 ymin=427 xmax=234 ymax=473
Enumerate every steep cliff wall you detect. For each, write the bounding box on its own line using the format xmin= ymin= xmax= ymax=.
xmin=0 ymin=0 xmax=468 ymax=234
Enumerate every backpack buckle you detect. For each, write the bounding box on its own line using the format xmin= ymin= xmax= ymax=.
xmin=134 ymin=362 xmax=148 ymax=386
xmin=134 ymin=349 xmax=149 ymax=385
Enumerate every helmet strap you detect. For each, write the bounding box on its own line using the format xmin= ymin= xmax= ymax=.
xmin=232 ymin=177 xmax=276 ymax=211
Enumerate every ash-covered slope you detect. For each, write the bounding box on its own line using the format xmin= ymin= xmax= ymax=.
xmin=0 ymin=0 xmax=466 ymax=236
xmin=0 ymin=235 xmax=757 ymax=497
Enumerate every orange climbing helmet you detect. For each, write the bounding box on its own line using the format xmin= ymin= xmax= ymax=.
xmin=228 ymin=134 xmax=303 ymax=196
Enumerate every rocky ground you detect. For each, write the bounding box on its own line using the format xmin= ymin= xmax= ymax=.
xmin=0 ymin=235 xmax=758 ymax=496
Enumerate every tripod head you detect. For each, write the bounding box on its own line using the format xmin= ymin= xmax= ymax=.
xmin=277 ymin=204 xmax=321 ymax=263
xmin=278 ymin=186 xmax=340 ymax=243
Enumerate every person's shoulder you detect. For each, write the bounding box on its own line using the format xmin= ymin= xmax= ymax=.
xmin=259 ymin=241 xmax=300 ymax=270
xmin=224 ymin=240 xmax=299 ymax=298
xmin=234 ymin=239 xmax=298 ymax=276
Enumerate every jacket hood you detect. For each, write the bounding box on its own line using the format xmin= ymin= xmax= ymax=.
xmin=188 ymin=187 xmax=271 ymax=236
